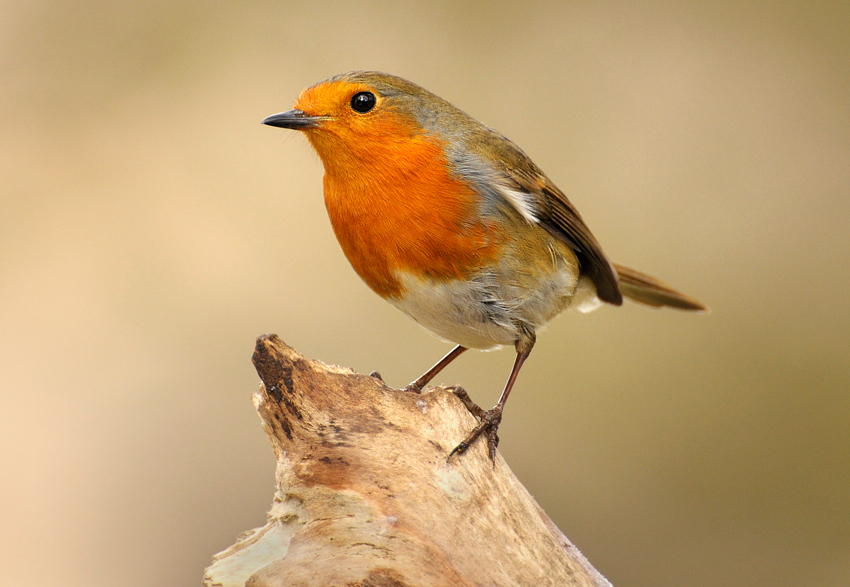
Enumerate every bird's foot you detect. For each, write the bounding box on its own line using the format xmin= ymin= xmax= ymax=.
xmin=447 ymin=386 xmax=502 ymax=463
xmin=447 ymin=386 xmax=487 ymax=419
xmin=401 ymin=381 xmax=423 ymax=394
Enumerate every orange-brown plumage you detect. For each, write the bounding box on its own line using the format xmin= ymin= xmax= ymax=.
xmin=294 ymin=79 xmax=503 ymax=298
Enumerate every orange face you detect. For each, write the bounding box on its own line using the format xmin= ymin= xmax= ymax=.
xmin=293 ymin=80 xmax=424 ymax=176
xmin=290 ymin=79 xmax=503 ymax=299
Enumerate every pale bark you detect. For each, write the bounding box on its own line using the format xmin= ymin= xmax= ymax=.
xmin=205 ymin=334 xmax=612 ymax=587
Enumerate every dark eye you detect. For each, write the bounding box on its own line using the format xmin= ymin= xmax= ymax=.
xmin=350 ymin=91 xmax=376 ymax=113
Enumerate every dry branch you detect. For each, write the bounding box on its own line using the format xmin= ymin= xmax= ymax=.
xmin=204 ymin=334 xmax=612 ymax=587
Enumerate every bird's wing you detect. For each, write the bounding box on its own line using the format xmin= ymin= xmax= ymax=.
xmin=505 ymin=168 xmax=622 ymax=305
xmin=462 ymin=132 xmax=623 ymax=306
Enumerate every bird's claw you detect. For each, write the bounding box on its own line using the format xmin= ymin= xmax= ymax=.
xmin=446 ymin=386 xmax=487 ymax=419
xmin=401 ymin=382 xmax=423 ymax=394
xmin=447 ymin=386 xmax=502 ymax=463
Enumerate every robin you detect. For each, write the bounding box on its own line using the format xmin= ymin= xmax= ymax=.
xmin=263 ymin=71 xmax=707 ymax=461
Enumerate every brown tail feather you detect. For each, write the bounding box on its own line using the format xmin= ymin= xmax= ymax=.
xmin=613 ymin=263 xmax=709 ymax=312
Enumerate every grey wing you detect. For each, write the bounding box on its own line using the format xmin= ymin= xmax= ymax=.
xmin=531 ymin=178 xmax=622 ymax=305
xmin=453 ymin=127 xmax=622 ymax=305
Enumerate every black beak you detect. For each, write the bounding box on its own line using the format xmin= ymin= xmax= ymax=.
xmin=262 ymin=109 xmax=323 ymax=129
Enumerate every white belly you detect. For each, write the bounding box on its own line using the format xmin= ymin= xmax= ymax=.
xmin=389 ymin=264 xmax=600 ymax=350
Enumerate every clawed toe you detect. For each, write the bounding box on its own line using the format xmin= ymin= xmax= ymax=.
xmin=448 ymin=398 xmax=503 ymax=463
xmin=401 ymin=382 xmax=423 ymax=394
xmin=447 ymin=386 xmax=487 ymax=419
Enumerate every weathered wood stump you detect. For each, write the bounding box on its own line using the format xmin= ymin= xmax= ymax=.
xmin=204 ymin=334 xmax=612 ymax=587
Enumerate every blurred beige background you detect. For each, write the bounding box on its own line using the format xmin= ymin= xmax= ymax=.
xmin=2 ymin=1 xmax=848 ymax=586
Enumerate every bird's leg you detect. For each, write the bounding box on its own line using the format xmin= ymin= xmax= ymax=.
xmin=403 ymin=345 xmax=467 ymax=393
xmin=450 ymin=332 xmax=535 ymax=462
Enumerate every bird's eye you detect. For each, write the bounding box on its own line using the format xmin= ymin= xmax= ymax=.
xmin=350 ymin=91 xmax=376 ymax=113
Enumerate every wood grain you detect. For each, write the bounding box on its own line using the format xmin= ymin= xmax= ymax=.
xmin=204 ymin=334 xmax=612 ymax=587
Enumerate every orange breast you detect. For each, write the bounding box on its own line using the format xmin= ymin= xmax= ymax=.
xmin=318 ymin=135 xmax=503 ymax=299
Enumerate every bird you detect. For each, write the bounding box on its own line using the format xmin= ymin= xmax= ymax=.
xmin=262 ymin=71 xmax=707 ymax=461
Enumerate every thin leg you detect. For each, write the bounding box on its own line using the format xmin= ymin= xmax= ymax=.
xmin=403 ymin=344 xmax=468 ymax=393
xmin=450 ymin=333 xmax=535 ymax=462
